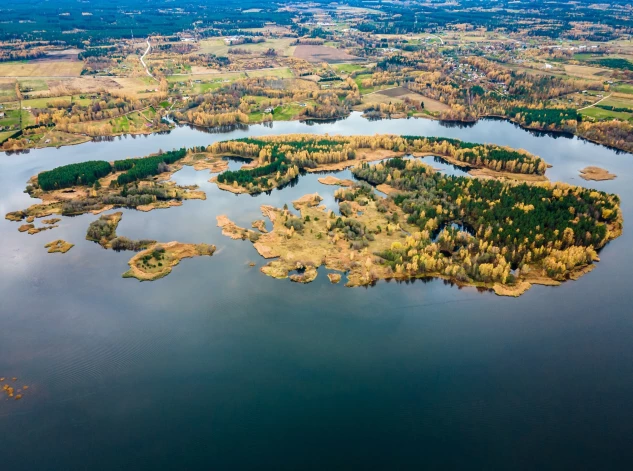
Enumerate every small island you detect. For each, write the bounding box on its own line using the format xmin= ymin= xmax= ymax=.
xmin=580 ymin=166 xmax=617 ymax=181
xmin=123 ymin=242 xmax=216 ymax=281
xmin=45 ymin=240 xmax=74 ymax=254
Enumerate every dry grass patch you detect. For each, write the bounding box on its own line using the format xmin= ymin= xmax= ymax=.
xmin=563 ymin=64 xmax=612 ymax=80
xmin=579 ymin=166 xmax=617 ymax=181
xmin=123 ymin=242 xmax=216 ymax=281
xmin=0 ymin=61 xmax=83 ymax=77
xmin=294 ymin=45 xmax=360 ymax=63
xmin=45 ymin=239 xmax=74 ymax=254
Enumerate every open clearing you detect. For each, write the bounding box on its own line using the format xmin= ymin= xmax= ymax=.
xmin=359 ymin=87 xmax=450 ymax=113
xmin=563 ymin=64 xmax=612 ymax=80
xmin=580 ymin=107 xmax=632 ymax=121
xmin=0 ymin=61 xmax=84 ymax=77
xmin=378 ymin=87 xmax=449 ymax=112
xmin=294 ymin=45 xmax=361 ymax=63
xmin=197 ymin=38 xmax=296 ymax=57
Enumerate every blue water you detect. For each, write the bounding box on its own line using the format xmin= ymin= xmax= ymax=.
xmin=1 ymin=114 xmax=632 ymax=470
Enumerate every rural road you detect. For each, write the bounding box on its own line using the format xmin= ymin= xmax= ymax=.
xmin=140 ymin=39 xmax=156 ymax=81
xmin=428 ymin=34 xmax=444 ymax=45
xmin=577 ymin=93 xmax=612 ymax=111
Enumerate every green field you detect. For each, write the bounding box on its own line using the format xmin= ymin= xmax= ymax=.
xmin=109 ymin=107 xmax=156 ymax=133
xmin=333 ymin=63 xmax=366 ymax=74
xmin=0 ymin=130 xmax=18 ymax=142
xmin=0 ymin=109 xmax=33 ymax=127
xmin=245 ymin=68 xmax=294 ymax=79
xmin=197 ymin=38 xmax=296 ymax=57
xmin=193 ymin=82 xmax=225 ymax=93
xmin=19 ymin=79 xmax=49 ymax=92
xmin=572 ymin=53 xmax=594 ymax=61
xmin=613 ymin=83 xmax=633 ymax=95
xmin=580 ymin=107 xmax=633 ymax=121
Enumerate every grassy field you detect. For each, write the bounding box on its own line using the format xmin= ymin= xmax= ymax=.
xmin=0 ymin=130 xmax=18 ymax=142
xmin=613 ymin=83 xmax=633 ymax=95
xmin=66 ymin=107 xmax=157 ymax=135
xmin=110 ymin=108 xmax=156 ymax=133
xmin=193 ymin=81 xmax=225 ymax=94
xmin=246 ymin=68 xmax=294 ymax=79
xmin=563 ymin=64 xmax=612 ymax=80
xmin=601 ymin=95 xmax=633 ymax=107
xmin=197 ymin=38 xmax=296 ymax=57
xmin=0 ymin=61 xmax=83 ymax=77
xmin=0 ymin=109 xmax=34 ymax=127
xmin=580 ymin=107 xmax=632 ymax=121
xmin=19 ymin=79 xmax=49 ymax=92
xmin=0 ymin=80 xmax=17 ymax=101
xmin=332 ymin=63 xmax=366 ymax=74
xmin=166 ymin=71 xmax=244 ymax=83
xmin=22 ymin=95 xmax=94 ymax=109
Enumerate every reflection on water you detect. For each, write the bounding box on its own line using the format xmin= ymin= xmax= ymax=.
xmin=0 ymin=113 xmax=632 ymax=470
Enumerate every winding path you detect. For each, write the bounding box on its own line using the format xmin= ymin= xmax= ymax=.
xmin=140 ymin=39 xmax=156 ymax=81
xmin=577 ymin=93 xmax=612 ymax=111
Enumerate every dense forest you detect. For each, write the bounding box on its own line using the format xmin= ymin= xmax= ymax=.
xmin=37 ymin=148 xmax=187 ymax=190
xmin=351 ymin=157 xmax=621 ymax=283
xmin=210 ymin=134 xmax=547 ymax=193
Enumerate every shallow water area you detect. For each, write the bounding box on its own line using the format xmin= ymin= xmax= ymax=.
xmin=1 ymin=113 xmax=633 ymax=470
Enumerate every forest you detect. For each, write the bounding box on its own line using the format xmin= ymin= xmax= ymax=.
xmin=351 ymin=157 xmax=621 ymax=283
xmin=209 ymin=134 xmax=547 ymax=193
xmin=36 ymin=148 xmax=187 ymax=190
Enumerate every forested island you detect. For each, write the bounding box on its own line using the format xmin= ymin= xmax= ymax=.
xmin=219 ymin=157 xmax=621 ymax=295
xmin=4 ymin=134 xmax=621 ymax=292
xmin=211 ymin=134 xmax=549 ymax=194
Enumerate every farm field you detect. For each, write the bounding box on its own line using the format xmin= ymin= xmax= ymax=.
xmin=357 ymin=87 xmax=450 ymax=114
xmin=197 ymin=38 xmax=296 ymax=57
xmin=613 ymin=84 xmax=633 ymax=95
xmin=563 ymin=64 xmax=612 ymax=80
xmin=294 ymin=45 xmax=361 ymax=63
xmin=332 ymin=63 xmax=367 ymax=74
xmin=0 ymin=60 xmax=84 ymax=77
xmin=580 ymin=107 xmax=633 ymax=121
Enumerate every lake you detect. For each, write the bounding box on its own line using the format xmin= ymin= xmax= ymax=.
xmin=1 ymin=113 xmax=632 ymax=470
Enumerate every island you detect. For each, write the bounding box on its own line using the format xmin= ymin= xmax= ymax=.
xmin=216 ymin=156 xmax=621 ymax=296
xmin=4 ymin=134 xmax=622 ymax=294
xmin=208 ymin=134 xmax=550 ymax=196
xmin=123 ymin=242 xmax=216 ymax=282
xmin=579 ymin=166 xmax=617 ymax=182
xmin=45 ymin=240 xmax=74 ymax=254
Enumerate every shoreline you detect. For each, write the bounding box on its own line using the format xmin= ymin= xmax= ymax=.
xmin=2 ymin=112 xmax=632 ymax=157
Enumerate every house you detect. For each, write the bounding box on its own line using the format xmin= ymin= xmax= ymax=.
xmin=0 ymin=112 xmax=5 ymax=118
xmin=264 ymin=107 xmax=274 ymax=113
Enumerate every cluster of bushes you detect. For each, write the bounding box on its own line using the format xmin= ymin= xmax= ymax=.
xmin=110 ymin=237 xmax=156 ymax=252
xmin=595 ymin=104 xmax=633 ymax=113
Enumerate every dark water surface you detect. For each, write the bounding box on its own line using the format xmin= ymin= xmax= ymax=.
xmin=1 ymin=114 xmax=633 ymax=470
